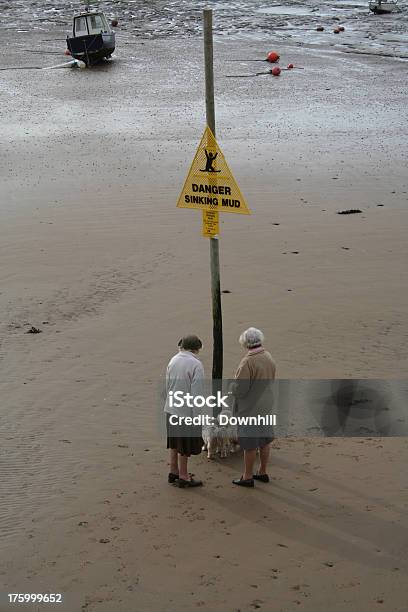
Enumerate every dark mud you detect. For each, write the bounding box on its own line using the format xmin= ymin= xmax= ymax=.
xmin=0 ymin=0 xmax=407 ymax=60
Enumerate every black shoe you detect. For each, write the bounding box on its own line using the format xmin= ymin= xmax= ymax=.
xmin=176 ymin=478 xmax=203 ymax=488
xmin=232 ymin=477 xmax=254 ymax=488
xmin=168 ymin=472 xmax=195 ymax=484
xmin=253 ymin=473 xmax=270 ymax=483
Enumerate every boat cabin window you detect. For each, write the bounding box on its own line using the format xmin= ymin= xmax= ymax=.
xmin=87 ymin=13 xmax=109 ymax=34
xmin=74 ymin=16 xmax=88 ymax=36
xmin=74 ymin=13 xmax=110 ymax=37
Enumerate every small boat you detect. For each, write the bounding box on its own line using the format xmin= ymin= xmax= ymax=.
xmin=369 ymin=0 xmax=399 ymax=14
xmin=66 ymin=10 xmax=115 ymax=66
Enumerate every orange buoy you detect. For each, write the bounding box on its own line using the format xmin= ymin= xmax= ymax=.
xmin=316 ymin=25 xmax=324 ymax=31
xmin=64 ymin=49 xmax=71 ymax=56
xmin=271 ymin=66 xmax=281 ymax=76
xmin=111 ymin=19 xmax=118 ymax=27
xmin=287 ymin=63 xmax=294 ymax=69
xmin=266 ymin=51 xmax=280 ymax=63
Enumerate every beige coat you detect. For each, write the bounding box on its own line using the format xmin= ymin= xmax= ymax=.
xmin=231 ymin=348 xmax=276 ymax=417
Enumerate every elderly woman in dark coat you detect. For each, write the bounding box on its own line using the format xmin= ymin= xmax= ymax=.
xmin=231 ymin=327 xmax=276 ymax=488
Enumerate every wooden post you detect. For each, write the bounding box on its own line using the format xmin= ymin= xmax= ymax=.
xmin=203 ymin=9 xmax=223 ymax=381
xmin=203 ymin=9 xmax=216 ymax=136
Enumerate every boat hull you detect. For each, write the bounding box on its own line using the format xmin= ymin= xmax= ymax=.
xmin=66 ymin=32 xmax=115 ymax=65
xmin=369 ymin=2 xmax=398 ymax=13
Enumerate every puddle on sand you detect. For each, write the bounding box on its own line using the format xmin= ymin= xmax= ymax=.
xmin=258 ymin=5 xmax=331 ymax=16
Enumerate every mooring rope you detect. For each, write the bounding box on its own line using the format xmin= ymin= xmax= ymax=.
xmin=0 ymin=59 xmax=84 ymax=71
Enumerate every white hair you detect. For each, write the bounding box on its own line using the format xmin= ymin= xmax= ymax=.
xmin=239 ymin=327 xmax=264 ymax=349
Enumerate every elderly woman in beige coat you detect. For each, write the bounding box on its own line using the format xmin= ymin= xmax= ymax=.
xmin=231 ymin=327 xmax=276 ymax=488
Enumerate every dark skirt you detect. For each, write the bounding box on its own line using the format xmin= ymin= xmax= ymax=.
xmin=166 ymin=413 xmax=203 ymax=457
xmin=238 ymin=423 xmax=274 ymax=451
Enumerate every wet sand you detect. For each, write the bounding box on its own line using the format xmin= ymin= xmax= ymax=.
xmin=1 ymin=25 xmax=408 ymax=612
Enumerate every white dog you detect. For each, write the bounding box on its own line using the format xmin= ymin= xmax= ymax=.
xmin=202 ymin=409 xmax=240 ymax=459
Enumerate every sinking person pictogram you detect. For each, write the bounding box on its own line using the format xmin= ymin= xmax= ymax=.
xmin=201 ymin=150 xmax=221 ymax=173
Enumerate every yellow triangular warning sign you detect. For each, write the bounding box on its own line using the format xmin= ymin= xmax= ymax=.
xmin=177 ymin=126 xmax=251 ymax=215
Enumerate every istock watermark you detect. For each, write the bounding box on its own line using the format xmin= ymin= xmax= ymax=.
xmin=168 ymin=390 xmax=230 ymax=410
xmin=167 ymin=413 xmax=277 ymax=426
xmin=157 ymin=379 xmax=408 ymax=438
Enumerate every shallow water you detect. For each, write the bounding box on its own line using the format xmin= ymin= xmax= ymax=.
xmin=0 ymin=0 xmax=407 ymax=57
